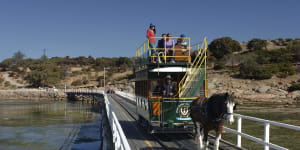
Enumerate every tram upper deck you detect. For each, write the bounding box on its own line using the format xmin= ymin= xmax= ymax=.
xmin=135 ymin=37 xmax=193 ymax=68
xmin=135 ymin=37 xmax=208 ymax=99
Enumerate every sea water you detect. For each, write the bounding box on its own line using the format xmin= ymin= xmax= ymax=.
xmin=0 ymin=100 xmax=102 ymax=150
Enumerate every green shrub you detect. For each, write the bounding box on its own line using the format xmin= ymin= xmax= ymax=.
xmin=288 ymin=82 xmax=300 ymax=92
xmin=265 ymin=64 xmax=279 ymax=73
xmin=71 ymin=79 xmax=82 ymax=86
xmin=4 ymin=81 xmax=10 ymax=87
xmin=208 ymin=37 xmax=241 ymax=59
xmin=269 ymin=49 xmax=293 ymax=63
xmin=207 ymin=55 xmax=217 ymax=67
xmin=82 ymin=68 xmax=92 ymax=73
xmin=239 ymin=59 xmax=272 ymax=80
xmin=82 ymin=77 xmax=89 ymax=85
xmin=277 ymin=63 xmax=295 ymax=77
xmin=288 ymin=41 xmax=300 ymax=62
xmin=247 ymin=38 xmax=267 ymax=51
xmin=255 ymin=50 xmax=270 ymax=64
xmin=26 ymin=65 xmax=63 ymax=87
xmin=231 ymin=67 xmax=239 ymax=74
xmin=0 ymin=77 xmax=4 ymax=84
xmin=277 ymin=38 xmax=287 ymax=46
xmin=16 ymin=80 xmax=22 ymax=84
xmin=276 ymin=72 xmax=288 ymax=78
xmin=214 ymin=61 xmax=225 ymax=70
xmin=72 ymin=71 xmax=82 ymax=75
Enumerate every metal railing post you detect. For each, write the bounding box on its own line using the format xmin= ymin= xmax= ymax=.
xmin=148 ymin=40 xmax=150 ymax=57
xmin=264 ymin=123 xmax=270 ymax=150
xmin=164 ymin=37 xmax=167 ymax=63
xmin=237 ymin=116 xmax=242 ymax=147
xmin=189 ymin=37 xmax=191 ymax=63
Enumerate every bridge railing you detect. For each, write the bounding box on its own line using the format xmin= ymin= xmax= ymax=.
xmin=64 ymin=89 xmax=106 ymax=95
xmin=102 ymin=91 xmax=131 ymax=150
xmin=115 ymin=91 xmax=136 ymax=102
xmin=224 ymin=114 xmax=300 ymax=150
xmin=64 ymin=89 xmax=131 ymax=150
xmin=115 ymin=91 xmax=300 ymax=150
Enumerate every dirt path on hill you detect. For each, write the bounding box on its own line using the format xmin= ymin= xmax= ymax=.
xmin=2 ymin=73 xmax=24 ymax=87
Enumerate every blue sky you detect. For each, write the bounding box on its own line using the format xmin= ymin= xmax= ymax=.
xmin=0 ymin=0 xmax=299 ymax=61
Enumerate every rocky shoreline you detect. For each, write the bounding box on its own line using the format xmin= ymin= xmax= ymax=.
xmin=116 ymin=70 xmax=300 ymax=105
xmin=208 ymin=71 xmax=300 ymax=105
xmin=0 ymin=90 xmax=67 ymax=100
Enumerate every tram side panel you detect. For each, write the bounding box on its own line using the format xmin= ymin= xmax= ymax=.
xmin=135 ymin=79 xmax=150 ymax=121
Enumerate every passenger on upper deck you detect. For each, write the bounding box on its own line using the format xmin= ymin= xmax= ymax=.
xmin=166 ymin=33 xmax=175 ymax=63
xmin=157 ymin=34 xmax=167 ymax=49
xmin=161 ymin=75 xmax=176 ymax=97
xmin=156 ymin=34 xmax=167 ymax=63
xmin=176 ymin=34 xmax=188 ymax=55
xmin=147 ymin=23 xmax=156 ymax=63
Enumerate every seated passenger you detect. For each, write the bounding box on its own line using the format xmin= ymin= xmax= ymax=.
xmin=161 ymin=75 xmax=176 ymax=97
xmin=166 ymin=33 xmax=175 ymax=63
xmin=176 ymin=34 xmax=188 ymax=55
xmin=157 ymin=34 xmax=166 ymax=49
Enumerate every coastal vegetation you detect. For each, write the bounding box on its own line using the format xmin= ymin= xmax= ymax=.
xmin=0 ymin=54 xmax=134 ymax=88
xmin=0 ymin=37 xmax=298 ymax=89
xmin=208 ymin=38 xmax=300 ymax=80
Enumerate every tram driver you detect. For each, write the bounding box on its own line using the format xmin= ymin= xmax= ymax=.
xmin=161 ymin=75 xmax=176 ymax=97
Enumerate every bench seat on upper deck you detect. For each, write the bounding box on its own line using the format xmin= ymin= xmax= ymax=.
xmin=174 ymin=44 xmax=189 ymax=62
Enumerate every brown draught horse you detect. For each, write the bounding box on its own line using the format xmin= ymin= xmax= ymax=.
xmin=190 ymin=93 xmax=236 ymax=150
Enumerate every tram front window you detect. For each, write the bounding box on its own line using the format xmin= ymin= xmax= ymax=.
xmin=151 ymin=80 xmax=161 ymax=96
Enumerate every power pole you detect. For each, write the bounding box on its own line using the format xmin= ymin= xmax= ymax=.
xmin=43 ymin=48 xmax=46 ymax=56
xmin=42 ymin=48 xmax=47 ymax=64
xmin=104 ymin=67 xmax=110 ymax=92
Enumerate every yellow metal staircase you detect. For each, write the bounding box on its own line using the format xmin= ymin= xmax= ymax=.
xmin=178 ymin=37 xmax=208 ymax=98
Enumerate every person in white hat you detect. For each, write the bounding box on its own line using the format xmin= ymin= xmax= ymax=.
xmin=161 ymin=75 xmax=176 ymax=97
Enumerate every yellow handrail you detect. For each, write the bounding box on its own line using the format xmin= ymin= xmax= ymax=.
xmin=158 ymin=52 xmax=166 ymax=63
xmin=135 ymin=37 xmax=192 ymax=63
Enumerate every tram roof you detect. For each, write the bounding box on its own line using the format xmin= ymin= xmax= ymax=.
xmin=149 ymin=67 xmax=187 ymax=72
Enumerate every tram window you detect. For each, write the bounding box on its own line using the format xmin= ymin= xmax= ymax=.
xmin=151 ymin=80 xmax=161 ymax=96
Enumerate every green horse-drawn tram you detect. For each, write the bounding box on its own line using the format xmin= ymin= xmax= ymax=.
xmin=134 ymin=36 xmax=208 ymax=133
